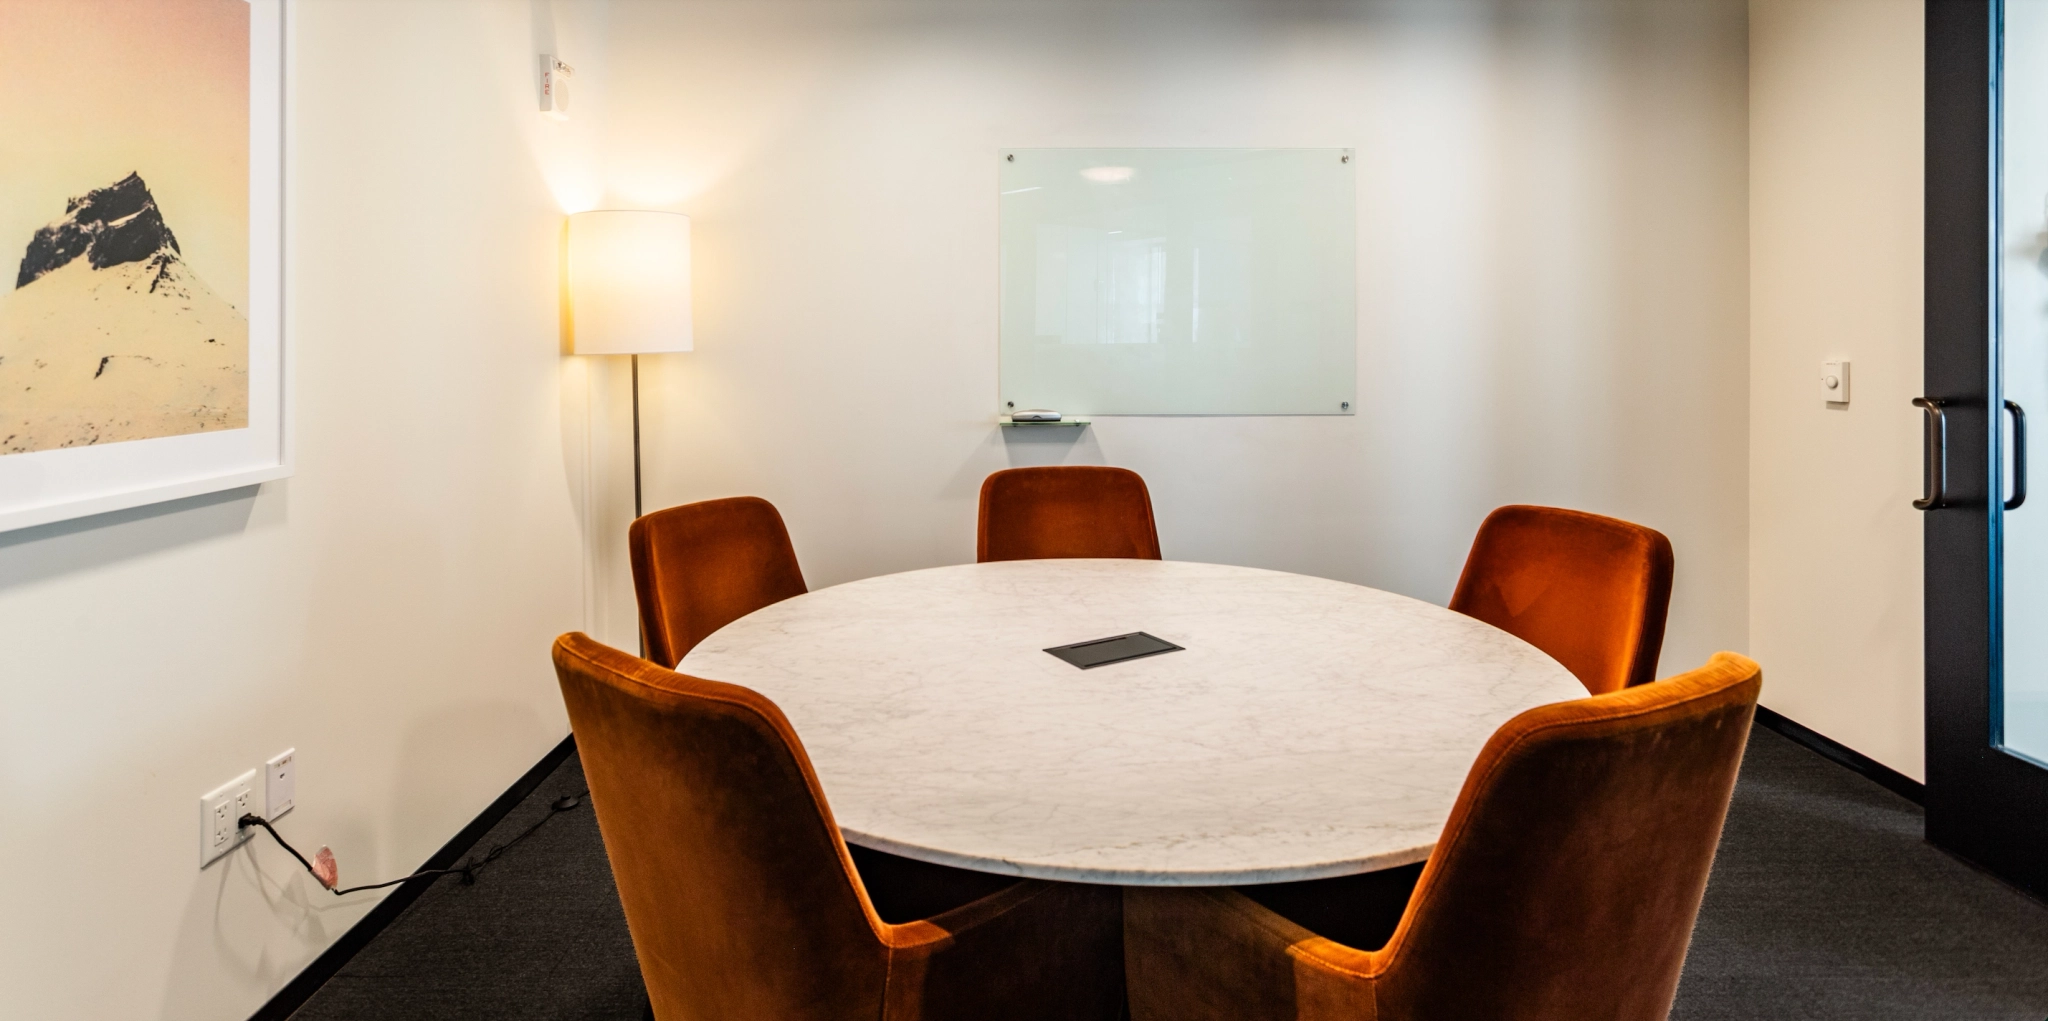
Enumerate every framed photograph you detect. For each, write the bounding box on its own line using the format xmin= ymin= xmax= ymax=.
xmin=0 ymin=0 xmax=287 ymax=533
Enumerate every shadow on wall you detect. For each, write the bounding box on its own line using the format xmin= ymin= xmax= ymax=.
xmin=935 ymin=426 xmax=1109 ymax=505
xmin=999 ymin=426 xmax=1106 ymax=469
xmin=0 ymin=483 xmax=265 ymax=594
xmin=157 ymin=834 xmax=357 ymax=1021
xmin=393 ymin=700 xmax=556 ymax=848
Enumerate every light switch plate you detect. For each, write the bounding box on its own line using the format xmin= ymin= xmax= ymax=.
xmin=265 ymin=748 xmax=296 ymax=820
xmin=1822 ymin=359 xmax=1850 ymax=405
xmin=200 ymin=770 xmax=259 ymax=866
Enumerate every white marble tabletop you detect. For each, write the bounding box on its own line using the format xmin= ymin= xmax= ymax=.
xmin=677 ymin=559 xmax=1584 ymax=886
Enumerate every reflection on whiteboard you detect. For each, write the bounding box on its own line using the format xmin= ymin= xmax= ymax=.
xmin=999 ymin=148 xmax=1355 ymax=416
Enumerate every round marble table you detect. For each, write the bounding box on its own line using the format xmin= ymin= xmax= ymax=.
xmin=677 ymin=559 xmax=1584 ymax=886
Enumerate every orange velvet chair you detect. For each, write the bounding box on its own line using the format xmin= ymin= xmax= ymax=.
xmin=1450 ymin=504 xmax=1675 ymax=694
xmin=977 ymin=466 xmax=1162 ymax=562
xmin=1124 ymin=652 xmax=1762 ymax=1021
xmin=553 ymin=632 xmax=1127 ymax=1021
xmin=629 ymin=496 xmax=808 ymax=668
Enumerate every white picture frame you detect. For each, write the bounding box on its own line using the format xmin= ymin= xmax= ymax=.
xmin=0 ymin=0 xmax=289 ymax=534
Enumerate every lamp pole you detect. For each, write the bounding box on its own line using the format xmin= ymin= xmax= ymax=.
xmin=631 ymin=353 xmax=643 ymax=521
xmin=631 ymin=353 xmax=645 ymax=660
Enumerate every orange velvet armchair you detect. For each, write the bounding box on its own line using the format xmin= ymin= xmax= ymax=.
xmin=1124 ymin=652 xmax=1761 ymax=1021
xmin=629 ymin=496 xmax=808 ymax=668
xmin=553 ymin=633 xmax=1127 ymax=1021
xmin=1450 ymin=504 xmax=1675 ymax=693
xmin=977 ymin=466 xmax=1162 ymax=562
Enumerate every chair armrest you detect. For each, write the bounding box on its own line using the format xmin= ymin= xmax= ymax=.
xmin=879 ymin=879 xmax=1124 ymax=1021
xmin=1125 ymin=887 xmax=1385 ymax=1021
xmin=878 ymin=876 xmax=1046 ymax=952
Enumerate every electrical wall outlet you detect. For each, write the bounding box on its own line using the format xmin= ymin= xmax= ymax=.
xmin=200 ymin=770 xmax=259 ymax=867
xmin=265 ymin=748 xmax=296 ymax=819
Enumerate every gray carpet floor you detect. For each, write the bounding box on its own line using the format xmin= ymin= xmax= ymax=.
xmin=1671 ymin=727 xmax=2048 ymax=1020
xmin=289 ymin=757 xmax=645 ymax=1021
xmin=290 ymin=725 xmax=2048 ymax=1021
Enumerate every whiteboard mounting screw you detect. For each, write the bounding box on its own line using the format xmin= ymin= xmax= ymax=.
xmin=1006 ymin=154 xmax=1015 ymax=161
xmin=1007 ymin=401 xmax=1015 ymax=408
xmin=1341 ymin=155 xmax=1351 ymax=163
xmin=1342 ymin=401 xmax=1351 ymax=411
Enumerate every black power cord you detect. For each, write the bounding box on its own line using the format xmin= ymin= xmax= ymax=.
xmin=239 ymin=790 xmax=588 ymax=896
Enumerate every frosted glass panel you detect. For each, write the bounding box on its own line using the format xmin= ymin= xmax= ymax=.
xmin=2003 ymin=2 xmax=2048 ymax=765
xmin=999 ymin=149 xmax=1356 ymax=416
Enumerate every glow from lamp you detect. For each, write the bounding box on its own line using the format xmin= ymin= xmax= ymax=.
xmin=565 ymin=210 xmax=693 ymax=355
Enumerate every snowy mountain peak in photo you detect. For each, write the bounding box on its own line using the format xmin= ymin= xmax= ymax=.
xmin=0 ymin=173 xmax=246 ymax=454
xmin=14 ymin=172 xmax=184 ymax=290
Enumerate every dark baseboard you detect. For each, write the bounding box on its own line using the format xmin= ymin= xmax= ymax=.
xmin=1755 ymin=706 xmax=1925 ymax=806
xmin=247 ymin=733 xmax=578 ymax=1021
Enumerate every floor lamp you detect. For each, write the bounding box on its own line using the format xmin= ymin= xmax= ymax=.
xmin=565 ymin=211 xmax=691 ymax=657
xmin=564 ymin=209 xmax=693 ymax=522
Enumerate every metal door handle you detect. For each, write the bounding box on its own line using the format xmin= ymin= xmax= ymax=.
xmin=1915 ymin=397 xmax=1949 ymax=510
xmin=2008 ymin=399 xmax=2028 ymax=511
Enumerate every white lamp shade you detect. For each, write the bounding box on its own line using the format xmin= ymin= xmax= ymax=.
xmin=565 ymin=210 xmax=693 ymax=354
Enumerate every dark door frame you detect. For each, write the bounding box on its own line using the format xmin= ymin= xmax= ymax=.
xmin=1925 ymin=0 xmax=2048 ymax=903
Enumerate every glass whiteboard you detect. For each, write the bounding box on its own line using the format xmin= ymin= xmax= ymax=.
xmin=999 ymin=148 xmax=1356 ymax=416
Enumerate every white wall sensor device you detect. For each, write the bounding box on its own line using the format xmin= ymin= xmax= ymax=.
xmin=539 ymin=54 xmax=574 ymax=118
xmin=1821 ymin=359 xmax=1850 ymax=406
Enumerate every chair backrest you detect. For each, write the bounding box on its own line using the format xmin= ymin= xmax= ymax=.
xmin=977 ymin=466 xmax=1162 ymax=562
xmin=1449 ymin=504 xmax=1674 ymax=694
xmin=1373 ymin=652 xmax=1761 ymax=1020
xmin=552 ymin=633 xmax=892 ymax=1020
xmin=629 ymin=496 xmax=808 ymax=668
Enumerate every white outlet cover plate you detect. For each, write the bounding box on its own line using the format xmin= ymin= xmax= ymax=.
xmin=266 ymin=748 xmax=296 ymax=819
xmin=200 ymin=770 xmax=258 ymax=867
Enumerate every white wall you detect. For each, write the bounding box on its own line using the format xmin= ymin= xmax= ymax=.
xmin=0 ymin=3 xmax=602 ymax=1018
xmin=1748 ymin=0 xmax=1925 ymax=779
xmin=604 ymin=0 xmax=1753 ymax=677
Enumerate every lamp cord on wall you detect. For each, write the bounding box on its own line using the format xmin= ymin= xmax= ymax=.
xmin=238 ymin=789 xmax=588 ymax=896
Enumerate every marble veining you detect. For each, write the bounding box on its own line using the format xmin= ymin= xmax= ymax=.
xmin=677 ymin=559 xmax=1585 ymax=886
